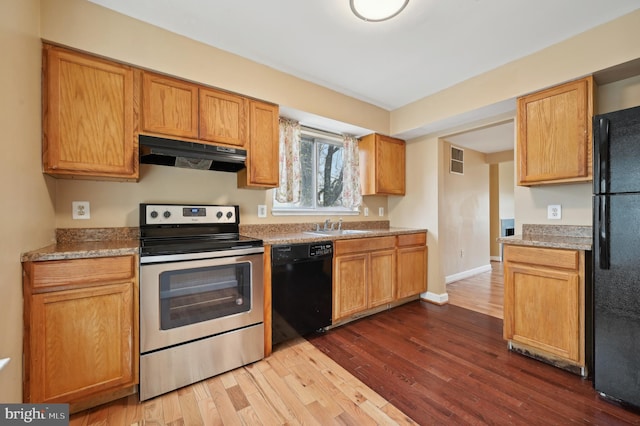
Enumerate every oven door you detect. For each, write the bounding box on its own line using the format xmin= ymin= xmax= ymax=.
xmin=140 ymin=250 xmax=264 ymax=353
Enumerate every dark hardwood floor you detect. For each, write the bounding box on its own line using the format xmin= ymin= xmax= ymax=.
xmin=309 ymin=301 xmax=640 ymax=425
xmin=71 ymin=264 xmax=640 ymax=425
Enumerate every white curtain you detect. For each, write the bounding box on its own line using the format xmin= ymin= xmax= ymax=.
xmin=341 ymin=134 xmax=362 ymax=209
xmin=275 ymin=118 xmax=302 ymax=203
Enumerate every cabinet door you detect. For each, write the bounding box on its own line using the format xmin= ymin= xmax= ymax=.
xmin=199 ymin=88 xmax=248 ymax=147
xmin=28 ymin=282 xmax=136 ymax=403
xmin=397 ymin=245 xmax=427 ymax=298
xmin=504 ymin=262 xmax=582 ymax=363
xmin=333 ymin=253 xmax=368 ymax=321
xmin=43 ymin=46 xmax=136 ymax=180
xmin=142 ymin=72 xmax=198 ymax=138
xmin=369 ymin=249 xmax=396 ymax=308
xmin=376 ymin=135 xmax=406 ymax=194
xmin=517 ymin=76 xmax=593 ymax=185
xmin=239 ymin=100 xmax=279 ymax=188
xmin=359 ymin=134 xmax=406 ymax=195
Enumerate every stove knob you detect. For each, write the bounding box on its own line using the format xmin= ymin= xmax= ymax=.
xmin=163 ymin=210 xmax=171 ymax=218
xmin=216 ymin=211 xmax=223 ymax=219
xmin=150 ymin=210 xmax=158 ymax=219
xmin=226 ymin=211 xmax=233 ymax=219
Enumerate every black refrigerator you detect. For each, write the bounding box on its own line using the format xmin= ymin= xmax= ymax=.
xmin=593 ymin=104 xmax=640 ymax=408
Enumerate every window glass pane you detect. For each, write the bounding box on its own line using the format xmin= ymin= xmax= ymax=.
xmin=317 ymin=141 xmax=344 ymax=207
xmin=300 ymin=138 xmax=314 ymax=207
xmin=273 ymin=131 xmax=355 ymax=214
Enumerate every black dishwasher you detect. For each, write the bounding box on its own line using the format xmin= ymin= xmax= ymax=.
xmin=271 ymin=241 xmax=333 ymax=346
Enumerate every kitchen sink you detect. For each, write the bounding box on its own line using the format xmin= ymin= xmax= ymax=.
xmin=303 ymin=229 xmax=372 ymax=236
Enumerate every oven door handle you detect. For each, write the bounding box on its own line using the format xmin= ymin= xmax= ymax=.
xmin=140 ymin=246 xmax=264 ymax=264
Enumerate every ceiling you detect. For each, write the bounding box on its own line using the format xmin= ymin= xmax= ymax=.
xmin=88 ymin=0 xmax=639 ymax=152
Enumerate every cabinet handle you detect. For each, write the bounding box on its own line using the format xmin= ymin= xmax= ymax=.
xmin=598 ymin=195 xmax=610 ymax=270
xmin=597 ymin=117 xmax=610 ymax=194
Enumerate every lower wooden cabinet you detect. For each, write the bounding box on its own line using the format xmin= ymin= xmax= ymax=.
xmin=333 ymin=232 xmax=428 ymax=322
xmin=333 ymin=236 xmax=396 ymax=321
xmin=396 ymin=233 xmax=428 ymax=299
xmin=503 ymin=245 xmax=585 ymax=372
xmin=22 ymin=255 xmax=139 ymax=412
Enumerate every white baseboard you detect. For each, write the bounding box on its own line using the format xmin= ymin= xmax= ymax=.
xmin=445 ymin=264 xmax=492 ymax=284
xmin=421 ymin=291 xmax=449 ymax=305
xmin=490 ymin=256 xmax=502 ymax=262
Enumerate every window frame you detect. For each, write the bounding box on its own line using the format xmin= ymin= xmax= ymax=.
xmin=272 ymin=127 xmax=360 ymax=216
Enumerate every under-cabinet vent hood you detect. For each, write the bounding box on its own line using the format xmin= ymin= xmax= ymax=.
xmin=139 ymin=135 xmax=246 ymax=172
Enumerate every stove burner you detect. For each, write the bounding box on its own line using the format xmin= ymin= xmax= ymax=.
xmin=139 ymin=203 xmax=262 ymax=257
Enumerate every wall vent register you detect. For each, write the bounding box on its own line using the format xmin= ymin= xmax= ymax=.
xmin=450 ymin=146 xmax=464 ymax=175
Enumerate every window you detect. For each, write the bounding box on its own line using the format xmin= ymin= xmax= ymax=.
xmin=273 ymin=129 xmax=358 ymax=214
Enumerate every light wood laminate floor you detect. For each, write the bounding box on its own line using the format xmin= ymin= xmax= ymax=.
xmin=70 ymin=338 xmax=415 ymax=426
xmin=446 ymin=260 xmax=504 ymax=319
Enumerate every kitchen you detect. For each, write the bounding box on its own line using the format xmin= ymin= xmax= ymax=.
xmin=4 ymin=0 xmax=640 ymax=422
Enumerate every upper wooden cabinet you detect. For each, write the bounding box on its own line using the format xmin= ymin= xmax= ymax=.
xmin=359 ymin=133 xmax=406 ymax=195
xmin=141 ymin=72 xmax=198 ymax=139
xmin=517 ymin=76 xmax=594 ymax=186
xmin=141 ymin=72 xmax=249 ymax=147
xmin=199 ymin=88 xmax=248 ymax=147
xmin=43 ymin=45 xmax=137 ymax=181
xmin=238 ymin=100 xmax=279 ymax=188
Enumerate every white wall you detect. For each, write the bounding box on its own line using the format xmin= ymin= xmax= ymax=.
xmin=441 ymin=142 xmax=490 ymax=278
xmin=514 ymin=75 xmax=640 ymax=231
xmin=499 ymin=161 xmax=515 ymax=219
xmin=0 ymin=0 xmax=55 ymax=403
xmin=390 ymin=11 xmax=640 ymax=297
xmin=388 ymin=137 xmax=444 ymax=301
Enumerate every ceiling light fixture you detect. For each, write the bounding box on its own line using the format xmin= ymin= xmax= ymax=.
xmin=350 ymin=0 xmax=409 ymax=22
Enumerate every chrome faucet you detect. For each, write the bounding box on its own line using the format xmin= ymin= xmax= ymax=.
xmin=323 ymin=218 xmax=331 ymax=231
xmin=337 ymin=218 xmax=343 ymax=231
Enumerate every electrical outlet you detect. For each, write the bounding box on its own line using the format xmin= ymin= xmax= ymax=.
xmin=72 ymin=201 xmax=90 ymax=219
xmin=257 ymin=205 xmax=267 ymax=218
xmin=379 ymin=207 xmax=384 ymax=216
xmin=547 ymin=204 xmax=562 ymax=220
xmin=364 ymin=207 xmax=369 ymax=217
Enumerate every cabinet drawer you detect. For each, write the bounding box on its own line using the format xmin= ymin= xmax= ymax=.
xmin=334 ymin=236 xmax=396 ymax=255
xmin=28 ymin=256 xmax=136 ymax=291
xmin=504 ymin=246 xmax=578 ymax=270
xmin=397 ymin=232 xmax=426 ymax=247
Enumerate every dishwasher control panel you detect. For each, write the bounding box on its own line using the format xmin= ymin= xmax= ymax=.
xmin=271 ymin=241 xmax=333 ymax=264
xmin=309 ymin=242 xmax=333 ymax=257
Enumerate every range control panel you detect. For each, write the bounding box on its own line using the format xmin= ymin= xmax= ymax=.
xmin=142 ymin=204 xmax=238 ymax=225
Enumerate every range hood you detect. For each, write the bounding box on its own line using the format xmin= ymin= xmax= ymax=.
xmin=139 ymin=135 xmax=246 ymax=172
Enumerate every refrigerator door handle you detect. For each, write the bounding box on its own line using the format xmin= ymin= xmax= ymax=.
xmin=599 ymin=195 xmax=610 ymax=270
xmin=598 ymin=118 xmax=610 ymax=194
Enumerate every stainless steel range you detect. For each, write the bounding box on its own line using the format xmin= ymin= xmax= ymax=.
xmin=138 ymin=203 xmax=264 ymax=401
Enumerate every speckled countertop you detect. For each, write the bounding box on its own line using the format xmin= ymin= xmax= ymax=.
xmin=240 ymin=221 xmax=427 ymax=245
xmin=21 ymin=228 xmax=140 ymax=262
xmin=21 ymin=222 xmax=428 ymax=262
xmin=498 ymin=224 xmax=592 ymax=251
